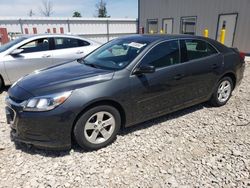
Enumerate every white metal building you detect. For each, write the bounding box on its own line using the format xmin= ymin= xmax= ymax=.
xmin=0 ymin=17 xmax=138 ymax=43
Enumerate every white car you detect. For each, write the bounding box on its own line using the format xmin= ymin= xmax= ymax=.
xmin=0 ymin=34 xmax=101 ymax=88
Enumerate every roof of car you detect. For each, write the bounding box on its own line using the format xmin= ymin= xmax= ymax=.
xmin=119 ymin=34 xmax=207 ymax=42
xmin=18 ymin=33 xmax=87 ymax=39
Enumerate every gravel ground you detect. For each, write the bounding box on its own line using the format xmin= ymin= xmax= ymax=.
xmin=0 ymin=64 xmax=250 ymax=188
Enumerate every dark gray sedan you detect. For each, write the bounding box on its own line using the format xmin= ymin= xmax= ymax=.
xmin=5 ymin=34 xmax=245 ymax=150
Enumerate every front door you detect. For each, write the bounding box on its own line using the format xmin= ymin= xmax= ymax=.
xmin=162 ymin=18 xmax=173 ymax=34
xmin=130 ymin=40 xmax=187 ymax=122
xmin=216 ymin=13 xmax=238 ymax=47
xmin=4 ymin=37 xmax=53 ymax=83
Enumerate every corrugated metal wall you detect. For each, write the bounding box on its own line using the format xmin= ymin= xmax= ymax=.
xmin=139 ymin=0 xmax=250 ymax=52
xmin=0 ymin=17 xmax=138 ymax=43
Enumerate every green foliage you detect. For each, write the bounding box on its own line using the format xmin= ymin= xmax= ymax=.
xmin=96 ymin=0 xmax=109 ymax=18
xmin=73 ymin=11 xmax=82 ymax=17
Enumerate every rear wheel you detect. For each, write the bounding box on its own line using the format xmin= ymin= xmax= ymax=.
xmin=209 ymin=77 xmax=233 ymax=107
xmin=74 ymin=105 xmax=121 ymax=150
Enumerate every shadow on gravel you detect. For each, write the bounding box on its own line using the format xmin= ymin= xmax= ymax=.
xmin=119 ymin=103 xmax=206 ymax=136
xmin=12 ymin=103 xmax=209 ymax=157
xmin=13 ymin=141 xmax=71 ymax=158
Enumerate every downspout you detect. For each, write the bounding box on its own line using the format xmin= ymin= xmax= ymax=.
xmin=137 ymin=0 xmax=140 ymax=34
xmin=19 ymin=18 xmax=23 ymax=34
xmin=67 ymin=19 xmax=71 ymax=33
xmin=107 ymin=19 xmax=110 ymax=42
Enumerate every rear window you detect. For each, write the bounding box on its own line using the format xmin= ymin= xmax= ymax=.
xmin=54 ymin=37 xmax=90 ymax=50
xmin=181 ymin=39 xmax=218 ymax=62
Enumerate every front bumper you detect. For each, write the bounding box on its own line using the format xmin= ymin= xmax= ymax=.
xmin=5 ymin=97 xmax=75 ymax=150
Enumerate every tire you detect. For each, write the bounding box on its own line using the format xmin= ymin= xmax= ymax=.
xmin=0 ymin=77 xmax=4 ymax=91
xmin=209 ymin=77 xmax=233 ymax=107
xmin=73 ymin=105 xmax=121 ymax=150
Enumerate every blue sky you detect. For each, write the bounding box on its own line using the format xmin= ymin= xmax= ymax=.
xmin=0 ymin=0 xmax=138 ymax=18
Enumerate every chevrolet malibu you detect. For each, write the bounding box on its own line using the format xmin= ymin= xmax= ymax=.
xmin=0 ymin=34 xmax=100 ymax=88
xmin=5 ymin=35 xmax=245 ymax=150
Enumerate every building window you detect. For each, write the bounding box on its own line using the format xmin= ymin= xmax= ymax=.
xmin=147 ymin=19 xmax=158 ymax=34
xmin=180 ymin=17 xmax=197 ymax=35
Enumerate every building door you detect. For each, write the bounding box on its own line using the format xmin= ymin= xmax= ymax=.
xmin=216 ymin=14 xmax=238 ymax=47
xmin=162 ymin=18 xmax=173 ymax=34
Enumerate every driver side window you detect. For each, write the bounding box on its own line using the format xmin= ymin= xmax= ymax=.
xmin=19 ymin=38 xmax=49 ymax=53
xmin=140 ymin=40 xmax=180 ymax=68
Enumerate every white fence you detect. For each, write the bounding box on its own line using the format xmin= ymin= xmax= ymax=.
xmin=0 ymin=17 xmax=138 ymax=43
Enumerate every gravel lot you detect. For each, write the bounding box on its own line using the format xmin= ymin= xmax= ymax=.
xmin=0 ymin=64 xmax=250 ymax=188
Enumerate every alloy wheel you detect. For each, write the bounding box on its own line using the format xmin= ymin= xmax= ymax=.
xmin=84 ymin=111 xmax=115 ymax=144
xmin=217 ymin=80 xmax=232 ymax=103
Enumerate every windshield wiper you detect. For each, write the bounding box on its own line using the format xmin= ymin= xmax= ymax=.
xmin=80 ymin=59 xmax=100 ymax=69
xmin=85 ymin=63 xmax=100 ymax=69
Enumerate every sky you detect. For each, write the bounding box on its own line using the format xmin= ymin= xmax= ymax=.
xmin=0 ymin=0 xmax=138 ymax=18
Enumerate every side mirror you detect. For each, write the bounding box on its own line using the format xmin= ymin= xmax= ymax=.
xmin=10 ymin=49 xmax=24 ymax=56
xmin=134 ymin=65 xmax=155 ymax=75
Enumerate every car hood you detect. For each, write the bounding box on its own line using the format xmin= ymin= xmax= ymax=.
xmin=13 ymin=60 xmax=114 ymax=97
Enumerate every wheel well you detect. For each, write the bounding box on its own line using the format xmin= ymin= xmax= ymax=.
xmin=71 ymin=100 xmax=126 ymax=138
xmin=221 ymin=72 xmax=236 ymax=90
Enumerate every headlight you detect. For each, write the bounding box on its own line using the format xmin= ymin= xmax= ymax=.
xmin=23 ymin=91 xmax=72 ymax=112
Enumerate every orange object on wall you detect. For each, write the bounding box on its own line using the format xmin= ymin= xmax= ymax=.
xmin=60 ymin=27 xmax=64 ymax=34
xmin=0 ymin=28 xmax=9 ymax=44
xmin=33 ymin=27 xmax=37 ymax=34
xmin=24 ymin=28 xmax=29 ymax=34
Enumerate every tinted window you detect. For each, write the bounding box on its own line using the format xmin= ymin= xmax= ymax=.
xmin=181 ymin=17 xmax=196 ymax=35
xmin=19 ymin=38 xmax=49 ymax=53
xmin=54 ymin=37 xmax=89 ymax=49
xmin=147 ymin=19 xmax=158 ymax=34
xmin=78 ymin=39 xmax=90 ymax=47
xmin=181 ymin=39 xmax=218 ymax=62
xmin=141 ymin=40 xmax=180 ymax=68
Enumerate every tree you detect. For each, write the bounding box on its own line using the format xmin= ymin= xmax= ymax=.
xmin=39 ymin=0 xmax=54 ymax=17
xmin=73 ymin=11 xmax=82 ymax=17
xmin=28 ymin=9 xmax=35 ymax=17
xmin=96 ymin=0 xmax=109 ymax=18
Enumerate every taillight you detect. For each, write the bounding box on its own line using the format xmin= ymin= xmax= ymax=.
xmin=239 ymin=52 xmax=246 ymax=61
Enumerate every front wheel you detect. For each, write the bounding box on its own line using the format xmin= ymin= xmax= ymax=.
xmin=73 ymin=105 xmax=121 ymax=150
xmin=209 ymin=77 xmax=233 ymax=107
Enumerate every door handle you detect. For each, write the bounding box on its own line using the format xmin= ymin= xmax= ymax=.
xmin=76 ymin=51 xmax=84 ymax=55
xmin=174 ymin=74 xmax=185 ymax=80
xmin=42 ymin=54 xmax=51 ymax=58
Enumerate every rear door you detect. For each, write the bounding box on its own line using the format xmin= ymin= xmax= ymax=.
xmin=3 ymin=37 xmax=53 ymax=83
xmin=179 ymin=39 xmax=223 ymax=102
xmin=51 ymin=37 xmax=93 ymax=65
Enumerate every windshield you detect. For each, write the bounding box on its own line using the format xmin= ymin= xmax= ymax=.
xmin=0 ymin=37 xmax=27 ymax=53
xmin=84 ymin=38 xmax=151 ymax=70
